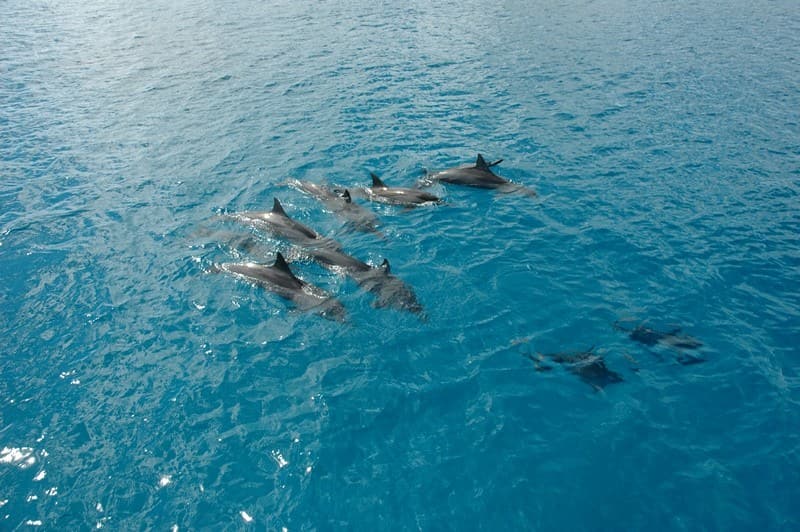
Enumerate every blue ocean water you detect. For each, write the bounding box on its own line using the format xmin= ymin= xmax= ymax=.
xmin=2 ymin=0 xmax=799 ymax=528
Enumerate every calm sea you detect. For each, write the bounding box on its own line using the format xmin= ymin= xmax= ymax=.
xmin=2 ymin=0 xmax=799 ymax=529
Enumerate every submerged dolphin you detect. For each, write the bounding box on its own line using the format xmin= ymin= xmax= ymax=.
xmin=425 ymin=154 xmax=537 ymax=197
xmin=360 ymin=173 xmax=441 ymax=207
xmin=230 ymin=198 xmax=341 ymax=250
xmin=287 ymin=179 xmax=382 ymax=236
xmin=613 ymin=320 xmax=704 ymax=365
xmin=526 ymin=347 xmax=623 ymax=390
xmin=213 ymin=252 xmax=347 ymax=321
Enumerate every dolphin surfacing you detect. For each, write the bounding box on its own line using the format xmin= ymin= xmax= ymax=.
xmin=350 ymin=258 xmax=424 ymax=315
xmin=230 ymin=198 xmax=341 ymax=250
xmin=215 ymin=252 xmax=347 ymax=321
xmin=302 ymin=247 xmax=424 ymax=315
xmin=360 ymin=173 xmax=441 ymax=207
xmin=425 ymin=154 xmax=537 ymax=198
xmin=287 ymin=179 xmax=383 ymax=236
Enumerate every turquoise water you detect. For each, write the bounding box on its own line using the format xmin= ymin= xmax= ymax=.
xmin=2 ymin=0 xmax=799 ymax=529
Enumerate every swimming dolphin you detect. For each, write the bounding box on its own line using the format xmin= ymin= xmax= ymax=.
xmin=301 ymin=247 xmax=424 ymax=315
xmin=613 ymin=321 xmax=705 ymax=365
xmin=287 ymin=179 xmax=382 ymax=236
xmin=230 ymin=198 xmax=341 ymax=251
xmin=425 ymin=154 xmax=537 ymax=197
xmin=350 ymin=258 xmax=424 ymax=315
xmin=304 ymin=246 xmax=372 ymax=273
xmin=213 ymin=252 xmax=347 ymax=321
xmin=526 ymin=347 xmax=623 ymax=390
xmin=360 ymin=173 xmax=441 ymax=207
xmin=613 ymin=320 xmax=704 ymax=365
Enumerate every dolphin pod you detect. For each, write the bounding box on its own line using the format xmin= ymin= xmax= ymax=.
xmin=218 ymin=197 xmax=423 ymax=317
xmin=204 ymin=154 xmax=703 ymax=386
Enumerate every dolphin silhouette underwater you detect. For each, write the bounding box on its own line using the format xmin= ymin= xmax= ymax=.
xmin=359 ymin=173 xmax=441 ymax=207
xmin=212 ymin=252 xmax=347 ymax=321
xmin=287 ymin=179 xmax=383 ymax=236
xmin=424 ymin=154 xmax=537 ymax=198
xmin=526 ymin=347 xmax=624 ymax=390
xmin=613 ymin=320 xmax=704 ymax=365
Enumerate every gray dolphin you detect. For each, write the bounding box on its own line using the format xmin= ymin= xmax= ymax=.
xmin=230 ymin=198 xmax=341 ymax=251
xmin=360 ymin=173 xmax=441 ymax=207
xmin=526 ymin=347 xmax=623 ymax=390
xmin=425 ymin=154 xmax=537 ymax=197
xmin=303 ymin=247 xmax=423 ymax=315
xmin=350 ymin=259 xmax=424 ymax=315
xmin=306 ymin=246 xmax=372 ymax=274
xmin=613 ymin=320 xmax=704 ymax=365
xmin=287 ymin=179 xmax=382 ymax=236
xmin=214 ymin=252 xmax=347 ymax=321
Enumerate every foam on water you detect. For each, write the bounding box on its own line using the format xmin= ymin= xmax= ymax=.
xmin=2 ymin=0 xmax=799 ymax=529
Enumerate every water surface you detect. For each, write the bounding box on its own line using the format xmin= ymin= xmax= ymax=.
xmin=2 ymin=0 xmax=799 ymax=529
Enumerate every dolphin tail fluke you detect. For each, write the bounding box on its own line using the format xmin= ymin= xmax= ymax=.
xmin=488 ymin=158 xmax=504 ymax=167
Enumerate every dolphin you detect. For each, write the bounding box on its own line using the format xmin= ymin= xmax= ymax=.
xmin=305 ymin=246 xmax=372 ymax=274
xmin=287 ymin=179 xmax=383 ymax=236
xmin=213 ymin=252 xmax=347 ymax=321
xmin=613 ymin=320 xmax=704 ymax=365
xmin=301 ymin=247 xmax=423 ymax=315
xmin=230 ymin=198 xmax=341 ymax=251
xmin=425 ymin=154 xmax=537 ymax=197
xmin=359 ymin=173 xmax=441 ymax=207
xmin=526 ymin=347 xmax=623 ymax=390
xmin=350 ymin=259 xmax=424 ymax=315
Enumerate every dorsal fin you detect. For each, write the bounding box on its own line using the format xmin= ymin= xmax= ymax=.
xmin=371 ymin=173 xmax=387 ymax=188
xmin=475 ymin=154 xmax=490 ymax=171
xmin=272 ymin=197 xmax=287 ymax=216
xmin=343 ymin=189 xmax=352 ymax=203
xmin=272 ymin=252 xmax=298 ymax=279
xmin=380 ymin=258 xmax=391 ymax=273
